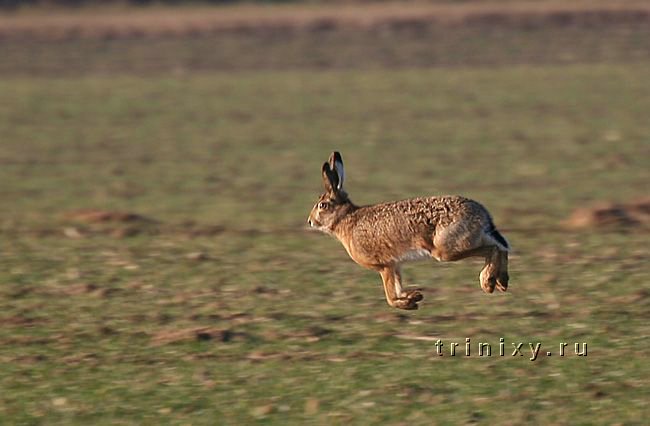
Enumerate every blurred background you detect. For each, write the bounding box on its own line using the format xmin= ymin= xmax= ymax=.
xmin=1 ymin=0 xmax=648 ymax=424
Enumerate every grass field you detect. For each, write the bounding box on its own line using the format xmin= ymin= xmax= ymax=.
xmin=1 ymin=2 xmax=649 ymax=424
xmin=2 ymin=1 xmax=650 ymax=75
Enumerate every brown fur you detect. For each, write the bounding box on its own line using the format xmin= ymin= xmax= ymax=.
xmin=308 ymin=152 xmax=510 ymax=310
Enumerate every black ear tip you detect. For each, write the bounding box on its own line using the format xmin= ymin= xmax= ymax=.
xmin=322 ymin=162 xmax=331 ymax=172
xmin=332 ymin=151 xmax=342 ymax=162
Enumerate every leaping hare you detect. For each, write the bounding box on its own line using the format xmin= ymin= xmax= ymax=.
xmin=307 ymin=152 xmax=510 ymax=310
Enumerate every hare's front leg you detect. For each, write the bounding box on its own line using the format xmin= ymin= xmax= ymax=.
xmin=379 ymin=266 xmax=423 ymax=310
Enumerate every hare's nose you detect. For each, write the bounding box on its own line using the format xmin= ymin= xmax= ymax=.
xmin=307 ymin=219 xmax=313 ymax=227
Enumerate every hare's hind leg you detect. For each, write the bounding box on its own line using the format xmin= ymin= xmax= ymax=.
xmin=432 ymin=223 xmax=509 ymax=293
xmin=431 ymin=221 xmax=489 ymax=262
xmin=479 ymin=248 xmax=509 ymax=293
xmin=479 ymin=248 xmax=499 ymax=293
xmin=495 ymin=250 xmax=509 ymax=292
xmin=379 ymin=266 xmax=423 ymax=310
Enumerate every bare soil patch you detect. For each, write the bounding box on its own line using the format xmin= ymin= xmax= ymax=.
xmin=63 ymin=209 xmax=155 ymax=224
xmin=566 ymin=198 xmax=650 ymax=229
xmin=1 ymin=2 xmax=649 ymax=40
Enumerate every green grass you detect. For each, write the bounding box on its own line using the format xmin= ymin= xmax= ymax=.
xmin=3 ymin=22 xmax=650 ymax=76
xmin=1 ymin=50 xmax=649 ymax=426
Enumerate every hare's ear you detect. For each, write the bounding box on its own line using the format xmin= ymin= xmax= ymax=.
xmin=322 ymin=162 xmax=339 ymax=194
xmin=328 ymin=151 xmax=345 ymax=190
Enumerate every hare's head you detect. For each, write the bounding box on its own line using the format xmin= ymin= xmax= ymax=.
xmin=308 ymin=152 xmax=353 ymax=233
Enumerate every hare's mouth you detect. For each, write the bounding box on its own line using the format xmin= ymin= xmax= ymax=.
xmin=307 ymin=219 xmax=329 ymax=234
xmin=307 ymin=218 xmax=322 ymax=228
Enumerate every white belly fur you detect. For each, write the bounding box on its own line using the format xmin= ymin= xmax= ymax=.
xmin=397 ymin=248 xmax=432 ymax=263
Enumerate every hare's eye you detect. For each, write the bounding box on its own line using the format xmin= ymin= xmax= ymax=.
xmin=318 ymin=202 xmax=329 ymax=210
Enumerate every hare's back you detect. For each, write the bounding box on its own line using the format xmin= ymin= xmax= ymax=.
xmin=378 ymin=195 xmax=492 ymax=227
xmin=421 ymin=195 xmax=492 ymax=225
xmin=350 ymin=195 xmax=492 ymax=238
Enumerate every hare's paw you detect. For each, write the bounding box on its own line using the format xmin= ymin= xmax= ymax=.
xmin=393 ymin=290 xmax=423 ymax=310
xmin=393 ymin=299 xmax=418 ymax=310
xmin=479 ymin=265 xmax=498 ymax=293
xmin=496 ymin=272 xmax=509 ymax=292
xmin=404 ymin=289 xmax=423 ymax=303
xmin=480 ymin=276 xmax=497 ymax=293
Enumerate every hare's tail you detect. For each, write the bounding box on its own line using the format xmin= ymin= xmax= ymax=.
xmin=485 ymin=222 xmax=510 ymax=252
xmin=490 ymin=228 xmax=510 ymax=252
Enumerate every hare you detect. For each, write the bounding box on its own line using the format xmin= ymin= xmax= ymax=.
xmin=307 ymin=152 xmax=510 ymax=310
